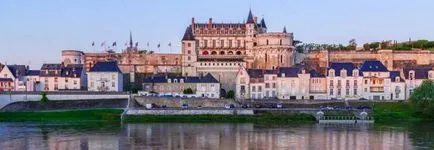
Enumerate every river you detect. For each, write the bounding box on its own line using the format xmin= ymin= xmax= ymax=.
xmin=0 ymin=122 xmax=433 ymax=150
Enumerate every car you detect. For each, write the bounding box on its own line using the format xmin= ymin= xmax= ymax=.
xmin=181 ymin=104 xmax=188 ymax=109
xmin=276 ymin=103 xmax=283 ymax=108
xmin=255 ymin=104 xmax=262 ymax=108
xmin=345 ymin=106 xmax=353 ymax=110
xmin=161 ymin=105 xmax=167 ymax=108
xmin=320 ymin=105 xmax=327 ymax=110
xmin=357 ymin=105 xmax=371 ymax=110
xmin=241 ymin=104 xmax=248 ymax=108
xmin=224 ymin=104 xmax=235 ymax=109
xmin=359 ymin=98 xmax=368 ymax=100
xmin=326 ymin=106 xmax=334 ymax=110
xmin=197 ymin=105 xmax=202 ymax=108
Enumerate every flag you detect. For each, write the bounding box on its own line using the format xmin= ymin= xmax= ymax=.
xmin=157 ymin=43 xmax=160 ymax=48
xmin=91 ymin=41 xmax=95 ymax=46
xmin=112 ymin=41 xmax=117 ymax=47
xmin=147 ymin=42 xmax=149 ymax=47
xmin=135 ymin=42 xmax=139 ymax=47
xmin=168 ymin=42 xmax=171 ymax=47
xmin=101 ymin=42 xmax=106 ymax=47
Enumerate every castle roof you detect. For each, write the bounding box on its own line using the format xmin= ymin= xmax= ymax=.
xmin=260 ymin=18 xmax=267 ymax=28
xmin=246 ymin=9 xmax=255 ymax=24
xmin=182 ymin=26 xmax=195 ymax=41
xmin=328 ymin=62 xmax=361 ymax=76
xmin=403 ymin=66 xmax=433 ymax=79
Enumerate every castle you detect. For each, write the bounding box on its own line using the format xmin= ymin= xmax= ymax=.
xmin=181 ymin=10 xmax=295 ymax=90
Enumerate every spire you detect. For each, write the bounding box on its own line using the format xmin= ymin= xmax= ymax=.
xmin=260 ymin=18 xmax=266 ymax=28
xmin=246 ymin=9 xmax=255 ymax=24
xmin=129 ymin=31 xmax=133 ymax=48
xmin=182 ymin=26 xmax=195 ymax=41
xmin=283 ymin=26 xmax=287 ymax=33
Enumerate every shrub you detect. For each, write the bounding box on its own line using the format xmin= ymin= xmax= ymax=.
xmin=226 ymin=90 xmax=235 ymax=99
xmin=183 ymin=88 xmax=194 ymax=94
xmin=409 ymin=80 xmax=434 ymax=119
xmin=40 ymin=92 xmax=49 ymax=105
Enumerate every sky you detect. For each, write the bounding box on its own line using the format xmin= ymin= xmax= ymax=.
xmin=1 ymin=0 xmax=433 ymax=69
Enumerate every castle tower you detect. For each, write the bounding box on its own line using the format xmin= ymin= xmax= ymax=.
xmin=244 ymin=9 xmax=258 ymax=68
xmin=181 ymin=25 xmax=198 ymax=76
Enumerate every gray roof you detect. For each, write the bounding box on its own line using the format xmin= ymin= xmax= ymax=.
xmin=143 ymin=73 xmax=218 ymax=84
xmin=246 ymin=9 xmax=255 ymax=24
xmin=403 ymin=66 xmax=433 ymax=79
xmin=328 ymin=62 xmax=362 ymax=76
xmin=360 ymin=60 xmax=388 ymax=72
xmin=182 ymin=26 xmax=195 ymax=41
xmin=5 ymin=65 xmax=27 ymax=78
xmin=89 ymin=61 xmax=121 ymax=72
xmin=40 ymin=64 xmax=83 ymax=77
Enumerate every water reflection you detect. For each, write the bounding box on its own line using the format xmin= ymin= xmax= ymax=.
xmin=0 ymin=122 xmax=423 ymax=150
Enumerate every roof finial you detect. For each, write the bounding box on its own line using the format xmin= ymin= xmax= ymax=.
xmin=129 ymin=31 xmax=133 ymax=48
xmin=283 ymin=26 xmax=287 ymax=33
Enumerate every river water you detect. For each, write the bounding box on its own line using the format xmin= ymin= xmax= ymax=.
xmin=0 ymin=122 xmax=433 ymax=150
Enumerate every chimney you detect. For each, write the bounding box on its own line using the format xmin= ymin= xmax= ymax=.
xmin=253 ymin=16 xmax=258 ymax=23
xmin=191 ymin=17 xmax=195 ymax=25
xmin=208 ymin=18 xmax=212 ymax=28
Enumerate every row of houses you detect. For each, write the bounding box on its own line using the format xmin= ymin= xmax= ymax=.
xmin=236 ymin=60 xmax=434 ymax=100
xmin=0 ymin=61 xmax=123 ymax=92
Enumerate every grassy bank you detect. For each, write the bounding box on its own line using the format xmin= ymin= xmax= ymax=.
xmin=124 ymin=113 xmax=316 ymax=123
xmin=372 ymin=102 xmax=421 ymax=123
xmin=0 ymin=109 xmax=123 ymax=122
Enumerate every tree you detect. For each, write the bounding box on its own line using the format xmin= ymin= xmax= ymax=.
xmin=183 ymin=88 xmax=194 ymax=94
xmin=226 ymin=90 xmax=235 ymax=99
xmin=40 ymin=92 xmax=49 ymax=105
xmin=409 ymin=80 xmax=434 ymax=119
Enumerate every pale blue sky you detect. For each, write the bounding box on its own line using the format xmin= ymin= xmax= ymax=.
xmin=1 ymin=0 xmax=433 ymax=69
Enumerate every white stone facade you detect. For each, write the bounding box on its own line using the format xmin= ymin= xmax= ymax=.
xmin=87 ymin=72 xmax=123 ymax=92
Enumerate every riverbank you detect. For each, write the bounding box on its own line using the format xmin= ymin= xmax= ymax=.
xmin=0 ymin=109 xmax=123 ymax=122
xmin=372 ymin=102 xmax=424 ymax=124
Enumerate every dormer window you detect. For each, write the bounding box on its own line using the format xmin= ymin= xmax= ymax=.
xmin=45 ymin=70 xmax=48 ymax=74
xmin=180 ymin=79 xmax=184 ymax=83
xmin=66 ymin=71 xmax=69 ymax=75
xmin=281 ymin=73 xmax=285 ymax=77
xmin=174 ymin=79 xmax=178 ymax=83
xmin=55 ymin=70 xmax=58 ymax=75
xmin=409 ymin=70 xmax=415 ymax=80
xmin=340 ymin=69 xmax=347 ymax=77
xmin=168 ymin=79 xmax=171 ymax=83
xmin=395 ymin=77 xmax=400 ymax=82
xmin=329 ymin=69 xmax=335 ymax=77
xmin=353 ymin=69 xmax=359 ymax=77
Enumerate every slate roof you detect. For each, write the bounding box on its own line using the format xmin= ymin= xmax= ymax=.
xmin=328 ymin=62 xmax=361 ymax=76
xmin=26 ymin=70 xmax=40 ymax=76
xmin=309 ymin=69 xmax=326 ymax=77
xmin=389 ymin=71 xmax=402 ymax=82
xmin=182 ymin=26 xmax=195 ymax=41
xmin=278 ymin=67 xmax=302 ymax=77
xmin=359 ymin=60 xmax=388 ymax=72
xmin=0 ymin=78 xmax=13 ymax=82
xmin=283 ymin=26 xmax=287 ymax=33
xmin=260 ymin=18 xmax=267 ymax=28
xmin=247 ymin=69 xmax=277 ymax=78
xmin=40 ymin=64 xmax=83 ymax=77
xmin=6 ymin=65 xmax=27 ymax=78
xmin=143 ymin=73 xmax=219 ymax=83
xmin=403 ymin=66 xmax=433 ymax=79
xmin=89 ymin=61 xmax=121 ymax=72
xmin=246 ymin=9 xmax=255 ymax=24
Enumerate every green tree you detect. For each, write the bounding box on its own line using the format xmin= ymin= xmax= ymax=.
xmin=409 ymin=80 xmax=434 ymax=119
xmin=226 ymin=90 xmax=235 ymax=99
xmin=183 ymin=88 xmax=194 ymax=94
xmin=40 ymin=92 xmax=49 ymax=105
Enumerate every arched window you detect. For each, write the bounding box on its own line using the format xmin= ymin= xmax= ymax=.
xmin=220 ymin=51 xmax=225 ymax=55
xmin=266 ymin=40 xmax=269 ymax=45
xmin=280 ymin=39 xmax=283 ymax=45
xmin=280 ymin=55 xmax=283 ymax=64
xmin=228 ymin=51 xmax=234 ymax=55
xmin=236 ymin=51 xmax=242 ymax=55
xmin=211 ymin=51 xmax=217 ymax=55
xmin=202 ymin=51 xmax=209 ymax=55
xmin=265 ymin=53 xmax=268 ymax=62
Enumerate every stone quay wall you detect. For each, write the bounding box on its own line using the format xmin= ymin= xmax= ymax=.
xmin=126 ymin=109 xmax=254 ymax=115
xmin=134 ymin=96 xmax=238 ymax=108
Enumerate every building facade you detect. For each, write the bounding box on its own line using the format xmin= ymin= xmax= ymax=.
xmin=39 ymin=64 xmax=86 ymax=91
xmin=182 ymin=10 xmax=295 ymax=91
xmin=87 ymin=61 xmax=123 ymax=92
xmin=142 ymin=73 xmax=220 ymax=98
xmin=236 ymin=60 xmax=433 ymax=100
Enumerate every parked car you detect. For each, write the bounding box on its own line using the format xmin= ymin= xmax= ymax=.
xmin=345 ymin=106 xmax=353 ymax=110
xmin=197 ymin=105 xmax=202 ymax=108
xmin=145 ymin=104 xmax=153 ymax=109
xmin=224 ymin=104 xmax=235 ymax=109
xmin=326 ymin=106 xmax=334 ymax=110
xmin=161 ymin=105 xmax=167 ymax=108
xmin=255 ymin=104 xmax=262 ymax=108
xmin=357 ymin=105 xmax=371 ymax=110
xmin=181 ymin=104 xmax=188 ymax=109
xmin=241 ymin=104 xmax=248 ymax=108
xmin=276 ymin=103 xmax=283 ymax=108
xmin=359 ymin=98 xmax=368 ymax=100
